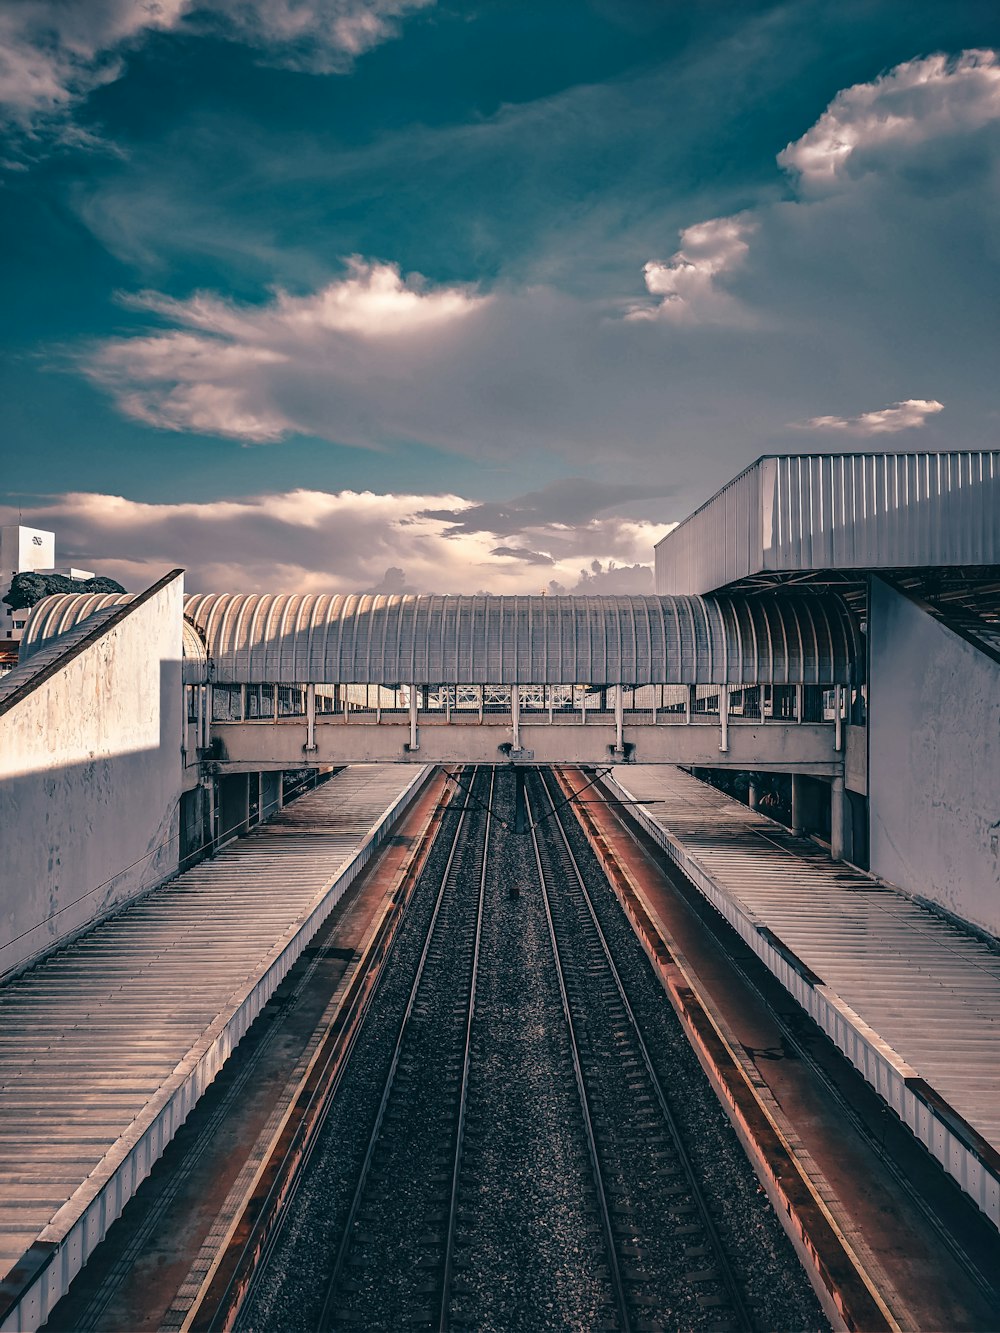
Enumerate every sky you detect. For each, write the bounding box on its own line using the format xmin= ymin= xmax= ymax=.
xmin=1 ymin=0 xmax=998 ymax=595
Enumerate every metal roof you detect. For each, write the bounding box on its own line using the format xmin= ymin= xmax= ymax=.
xmin=655 ymin=451 xmax=1000 ymax=595
xmin=0 ymin=764 xmax=426 ymax=1313
xmin=611 ymin=765 xmax=1000 ymax=1220
xmin=19 ymin=592 xmax=208 ymax=683
xmin=183 ymin=592 xmax=859 ymax=686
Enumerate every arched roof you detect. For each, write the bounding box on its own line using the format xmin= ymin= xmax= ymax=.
xmin=184 ymin=592 xmax=859 ymax=686
xmin=20 ymin=593 xmax=208 ymax=683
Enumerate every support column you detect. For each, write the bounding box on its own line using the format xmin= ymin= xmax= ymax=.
xmin=477 ymin=685 xmax=484 ymax=724
xmin=719 ymin=686 xmax=729 ymax=753
xmin=748 ymin=779 xmax=760 ymax=810
xmin=795 ymin=683 xmax=803 ymax=725
xmin=791 ymin=773 xmax=805 ymax=835
xmin=686 ymin=684 xmax=695 ymax=724
xmin=409 ymin=686 xmax=419 ymax=750
xmin=614 ymin=684 xmax=624 ymax=753
xmin=273 ymin=684 xmax=279 ymax=722
xmin=511 ymin=684 xmax=521 ymax=750
xmin=834 ymin=684 xmax=843 ymax=751
xmin=830 ymin=776 xmax=846 ymax=861
xmin=306 ymin=683 xmax=316 ymax=751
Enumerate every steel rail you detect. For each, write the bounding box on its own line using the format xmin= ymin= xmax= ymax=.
xmin=204 ymin=772 xmax=458 ymax=1333
xmin=526 ymin=781 xmax=633 ymax=1333
xmin=315 ymin=767 xmax=488 ymax=1331
xmin=438 ymin=766 xmax=493 ymax=1331
xmin=536 ymin=767 xmax=754 ymax=1331
xmin=600 ymin=780 xmax=1000 ymax=1317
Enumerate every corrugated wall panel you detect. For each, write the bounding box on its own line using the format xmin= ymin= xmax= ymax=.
xmin=656 ymin=451 xmax=1000 ymax=594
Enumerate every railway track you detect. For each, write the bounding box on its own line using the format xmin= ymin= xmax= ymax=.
xmin=239 ymin=765 xmax=826 ymax=1332
xmin=526 ymin=767 xmax=754 ymax=1333
xmin=315 ymin=767 xmax=493 ymax=1329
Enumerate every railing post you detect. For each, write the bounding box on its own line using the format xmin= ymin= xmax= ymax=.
xmin=409 ymin=686 xmax=419 ymax=750
xmin=615 ymin=684 xmax=624 ymax=753
xmin=511 ymin=684 xmax=521 ymax=750
xmin=719 ymin=686 xmax=729 ymax=753
xmin=306 ymin=683 xmax=316 ymax=751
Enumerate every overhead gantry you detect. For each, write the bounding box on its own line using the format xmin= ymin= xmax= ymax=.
xmin=22 ymin=589 xmax=860 ymax=772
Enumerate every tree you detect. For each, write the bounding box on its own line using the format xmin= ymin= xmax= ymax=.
xmin=2 ymin=572 xmax=127 ymax=612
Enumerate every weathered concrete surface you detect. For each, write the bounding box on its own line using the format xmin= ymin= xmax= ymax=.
xmin=0 ymin=573 xmax=184 ymax=980
xmin=210 ymin=716 xmax=843 ymax=774
xmin=869 ymin=579 xmax=1000 ymax=938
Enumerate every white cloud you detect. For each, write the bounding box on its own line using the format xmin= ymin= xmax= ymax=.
xmin=0 ymin=487 xmax=670 ymax=596
xmin=83 ymin=261 xmax=489 ymax=442
xmin=778 ymin=50 xmax=1000 ymax=190
xmin=0 ymin=0 xmax=431 ymax=135
xmin=626 ymin=215 xmax=755 ymax=323
xmin=792 ymin=399 xmax=944 ymax=436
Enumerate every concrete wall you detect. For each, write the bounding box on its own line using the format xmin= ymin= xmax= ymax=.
xmin=0 ymin=573 xmax=185 ymax=979
xmin=210 ymin=717 xmax=843 ymax=774
xmin=869 ymin=578 xmax=1000 ymax=937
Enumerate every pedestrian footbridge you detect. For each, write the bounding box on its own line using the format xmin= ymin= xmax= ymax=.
xmin=22 ymin=591 xmax=861 ymax=771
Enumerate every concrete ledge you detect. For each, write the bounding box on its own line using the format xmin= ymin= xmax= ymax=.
xmin=0 ymin=765 xmax=431 ymax=1333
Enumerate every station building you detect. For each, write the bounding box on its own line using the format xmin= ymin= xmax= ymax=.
xmin=0 ymin=447 xmax=998 ymax=1329
xmin=653 ymin=450 xmax=1000 ymax=939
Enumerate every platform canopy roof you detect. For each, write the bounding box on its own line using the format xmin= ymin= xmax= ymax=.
xmin=20 ymin=590 xmax=860 ymax=687
xmin=19 ymin=592 xmax=207 ymax=683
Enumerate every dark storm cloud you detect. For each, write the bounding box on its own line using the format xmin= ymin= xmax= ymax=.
xmin=422 ymin=479 xmax=673 ymax=538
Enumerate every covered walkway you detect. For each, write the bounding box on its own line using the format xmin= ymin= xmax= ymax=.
xmin=607 ymin=765 xmax=1000 ymax=1231
xmin=0 ymin=764 xmax=429 ymax=1333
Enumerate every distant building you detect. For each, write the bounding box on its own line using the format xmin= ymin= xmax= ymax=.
xmin=0 ymin=525 xmax=95 ymax=644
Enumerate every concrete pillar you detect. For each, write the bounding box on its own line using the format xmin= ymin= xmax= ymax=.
xmin=409 ymin=686 xmax=419 ymax=750
xmin=686 ymin=685 xmax=695 ymax=724
xmin=719 ymin=686 xmax=729 ymax=753
xmin=795 ymin=683 xmax=803 ymax=724
xmin=748 ymin=779 xmax=760 ymax=810
xmin=614 ymin=684 xmax=624 ymax=753
xmin=831 ymin=776 xmax=846 ymax=860
xmin=511 ymin=684 xmax=521 ymax=750
xmin=834 ymin=684 xmax=844 ymax=751
xmin=306 ymin=683 xmax=317 ymax=751
xmin=791 ymin=773 xmax=805 ymax=835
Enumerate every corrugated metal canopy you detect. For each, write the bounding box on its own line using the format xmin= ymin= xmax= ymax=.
xmin=656 ymin=450 xmax=1000 ymax=596
xmin=20 ymin=593 xmax=208 ymax=683
xmin=184 ymin=592 xmax=859 ymax=685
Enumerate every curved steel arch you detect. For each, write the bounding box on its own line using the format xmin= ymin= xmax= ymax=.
xmin=183 ymin=592 xmax=858 ymax=686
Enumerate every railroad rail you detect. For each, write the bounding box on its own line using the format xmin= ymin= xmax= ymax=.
xmin=526 ymin=768 xmax=754 ymax=1332
xmin=236 ymin=765 xmax=825 ymax=1332
xmin=315 ymin=768 xmax=493 ymax=1329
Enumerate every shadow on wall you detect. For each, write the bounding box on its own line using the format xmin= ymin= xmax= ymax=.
xmin=0 ymin=580 xmax=186 ymax=981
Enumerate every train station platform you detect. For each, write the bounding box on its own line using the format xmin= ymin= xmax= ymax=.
xmin=0 ymin=763 xmax=429 ymax=1333
xmin=606 ymin=765 xmax=1000 ymax=1232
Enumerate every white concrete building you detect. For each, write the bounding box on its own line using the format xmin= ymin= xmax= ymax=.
xmin=0 ymin=525 xmax=94 ymax=642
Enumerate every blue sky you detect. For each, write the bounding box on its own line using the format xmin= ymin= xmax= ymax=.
xmin=1 ymin=0 xmax=998 ymax=593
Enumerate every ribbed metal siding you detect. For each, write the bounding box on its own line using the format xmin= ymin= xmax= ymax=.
xmin=656 ymin=451 xmax=1000 ymax=594
xmin=184 ymin=592 xmax=858 ymax=686
xmin=20 ymin=593 xmax=209 ymax=683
